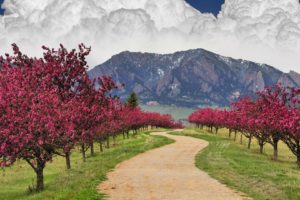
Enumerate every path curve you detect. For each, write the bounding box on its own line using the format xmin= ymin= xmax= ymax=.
xmin=98 ymin=130 xmax=246 ymax=200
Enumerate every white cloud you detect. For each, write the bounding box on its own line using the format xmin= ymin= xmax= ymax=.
xmin=0 ymin=0 xmax=300 ymax=72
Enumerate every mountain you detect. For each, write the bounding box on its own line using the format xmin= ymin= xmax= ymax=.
xmin=88 ymin=49 xmax=300 ymax=107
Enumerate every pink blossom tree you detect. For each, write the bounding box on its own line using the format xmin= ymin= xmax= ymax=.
xmin=0 ymin=44 xmax=74 ymax=191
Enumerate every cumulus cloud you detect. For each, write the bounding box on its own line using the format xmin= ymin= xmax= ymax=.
xmin=0 ymin=0 xmax=300 ymax=72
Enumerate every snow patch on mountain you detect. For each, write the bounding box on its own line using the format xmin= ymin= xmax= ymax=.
xmin=157 ymin=68 xmax=165 ymax=77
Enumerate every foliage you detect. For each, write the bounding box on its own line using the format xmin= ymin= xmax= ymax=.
xmin=0 ymin=44 xmax=182 ymax=193
xmin=188 ymin=84 xmax=300 ymax=167
xmin=126 ymin=92 xmax=139 ymax=108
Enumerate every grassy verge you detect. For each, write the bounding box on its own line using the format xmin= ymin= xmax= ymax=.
xmin=173 ymin=128 xmax=300 ymax=200
xmin=0 ymin=130 xmax=174 ymax=200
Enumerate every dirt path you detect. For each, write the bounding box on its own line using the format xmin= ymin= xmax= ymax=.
xmin=98 ymin=130 xmax=246 ymax=200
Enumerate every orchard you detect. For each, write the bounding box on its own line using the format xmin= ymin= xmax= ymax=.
xmin=188 ymin=84 xmax=300 ymax=167
xmin=0 ymin=44 xmax=182 ymax=192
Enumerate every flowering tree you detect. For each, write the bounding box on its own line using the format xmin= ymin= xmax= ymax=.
xmin=0 ymin=44 xmax=74 ymax=191
xmin=274 ymin=87 xmax=300 ymax=166
xmin=0 ymin=44 xmax=121 ymax=191
xmin=0 ymin=44 xmax=184 ymax=193
xmin=188 ymin=84 xmax=300 ymax=166
xmin=231 ymin=97 xmax=262 ymax=150
xmin=36 ymin=44 xmax=94 ymax=169
xmin=254 ymin=85 xmax=291 ymax=160
xmin=68 ymin=76 xmax=119 ymax=162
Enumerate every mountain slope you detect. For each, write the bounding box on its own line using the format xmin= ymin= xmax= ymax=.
xmin=89 ymin=49 xmax=300 ymax=107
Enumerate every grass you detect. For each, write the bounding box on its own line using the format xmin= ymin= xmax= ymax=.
xmin=0 ymin=130 xmax=174 ymax=200
xmin=172 ymin=128 xmax=300 ymax=200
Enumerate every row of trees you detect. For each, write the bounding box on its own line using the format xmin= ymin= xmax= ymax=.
xmin=189 ymin=84 xmax=300 ymax=167
xmin=0 ymin=44 xmax=182 ymax=192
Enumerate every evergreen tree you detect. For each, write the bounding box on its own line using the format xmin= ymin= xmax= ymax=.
xmin=127 ymin=92 xmax=139 ymax=108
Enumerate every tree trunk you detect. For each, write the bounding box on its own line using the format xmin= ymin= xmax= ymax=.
xmin=259 ymin=142 xmax=264 ymax=154
xmin=248 ymin=136 xmax=252 ymax=149
xmin=106 ymin=137 xmax=110 ymax=148
xmin=81 ymin=144 xmax=86 ymax=162
xmin=122 ymin=132 xmax=125 ymax=139
xmin=99 ymin=141 xmax=103 ymax=152
xmin=90 ymin=142 xmax=94 ymax=156
xmin=36 ymin=168 xmax=44 ymax=192
xmin=126 ymin=131 xmax=129 ymax=139
xmin=273 ymin=139 xmax=279 ymax=161
xmin=297 ymin=155 xmax=300 ymax=168
xmin=234 ymin=131 xmax=237 ymax=141
xmin=35 ymin=159 xmax=45 ymax=192
xmin=229 ymin=129 xmax=232 ymax=138
xmin=215 ymin=127 xmax=219 ymax=134
xmin=240 ymin=134 xmax=243 ymax=144
xmin=65 ymin=151 xmax=71 ymax=169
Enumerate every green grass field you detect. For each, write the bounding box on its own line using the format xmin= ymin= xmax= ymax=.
xmin=3 ymin=127 xmax=300 ymax=200
xmin=141 ymin=105 xmax=194 ymax=120
xmin=173 ymin=128 xmax=300 ymax=200
xmin=0 ymin=130 xmax=174 ymax=200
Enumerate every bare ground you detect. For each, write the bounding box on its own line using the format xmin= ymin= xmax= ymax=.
xmin=98 ymin=130 xmax=247 ymax=200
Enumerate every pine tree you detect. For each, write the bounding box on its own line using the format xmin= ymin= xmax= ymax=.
xmin=127 ymin=92 xmax=139 ymax=108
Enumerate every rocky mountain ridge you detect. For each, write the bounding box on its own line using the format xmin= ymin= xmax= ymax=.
xmin=89 ymin=48 xmax=300 ymax=107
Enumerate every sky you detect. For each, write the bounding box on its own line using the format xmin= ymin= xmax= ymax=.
xmin=0 ymin=0 xmax=300 ymax=73
xmin=0 ymin=0 xmax=3 ymax=15
xmin=186 ymin=0 xmax=224 ymax=16
xmin=0 ymin=0 xmax=224 ymax=16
